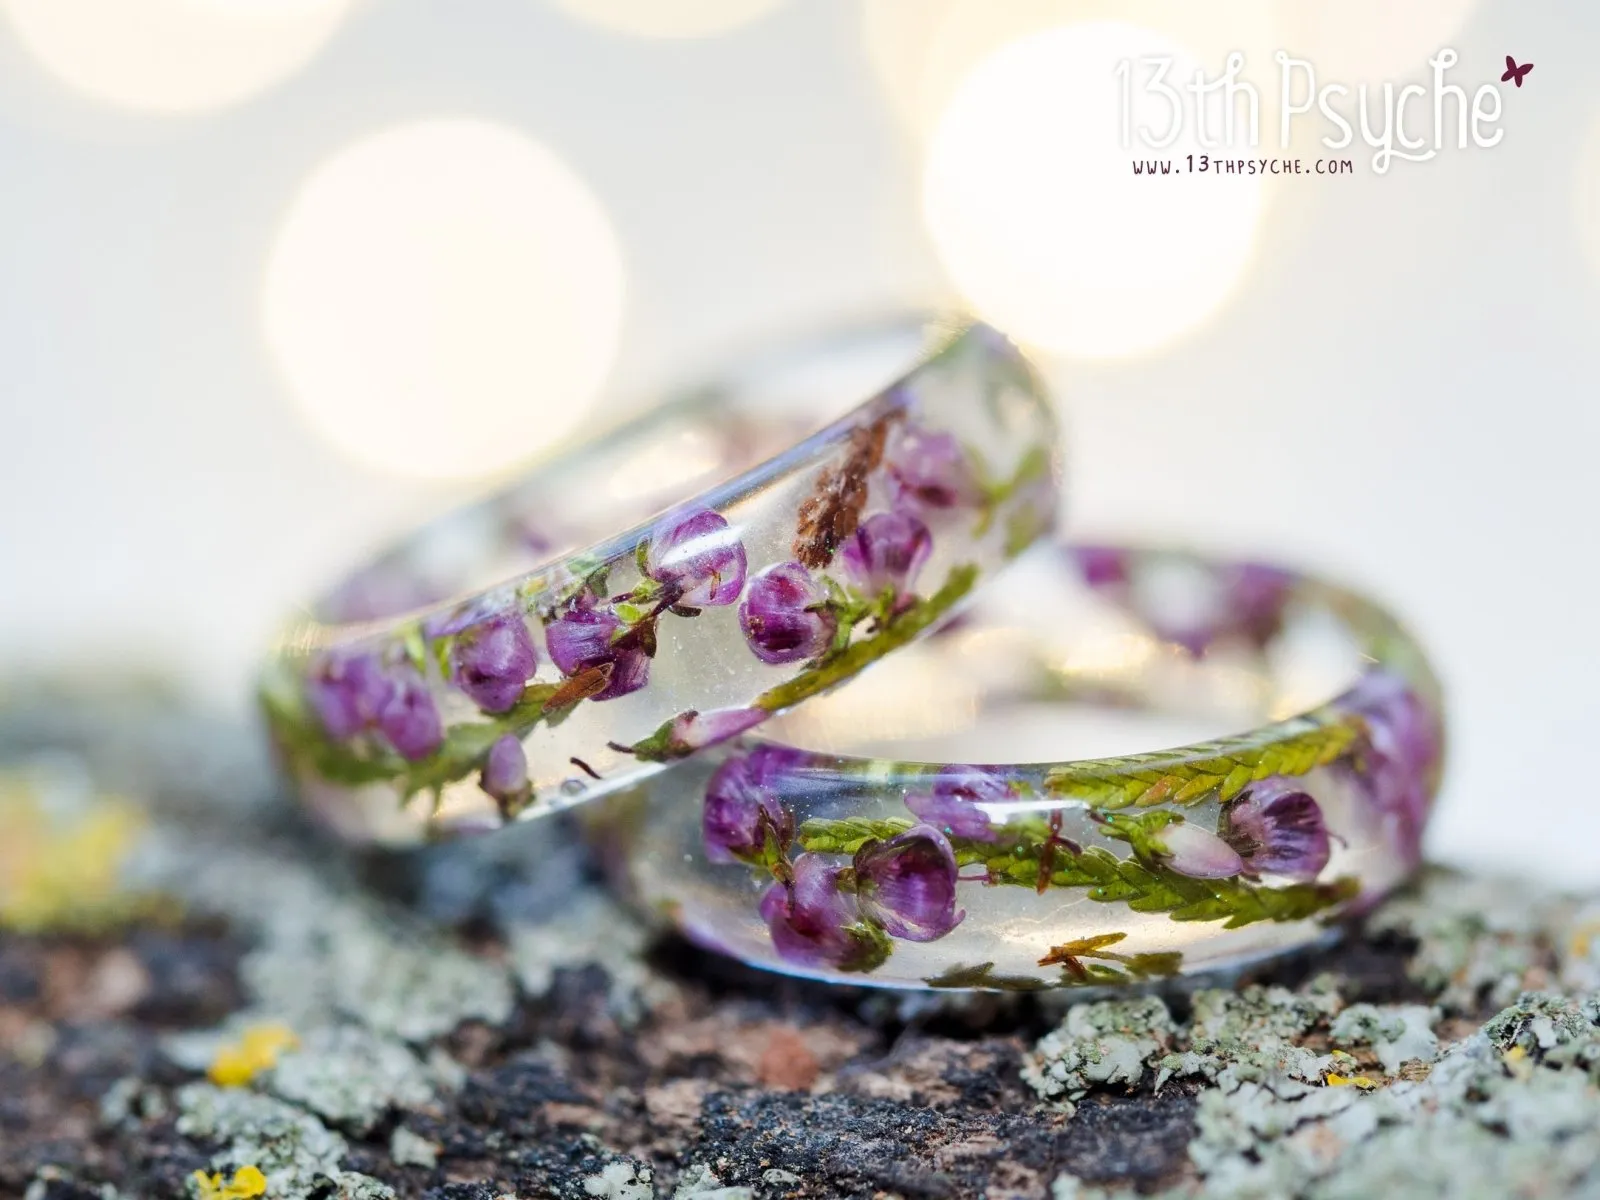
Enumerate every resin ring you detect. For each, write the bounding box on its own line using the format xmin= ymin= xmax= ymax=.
xmin=599 ymin=543 xmax=1445 ymax=991
xmin=259 ymin=318 xmax=1059 ymax=844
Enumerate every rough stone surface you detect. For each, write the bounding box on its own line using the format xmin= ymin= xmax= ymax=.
xmin=3 ymin=695 xmax=1600 ymax=1199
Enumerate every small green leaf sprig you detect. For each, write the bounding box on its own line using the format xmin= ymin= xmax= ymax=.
xmin=1042 ymin=712 xmax=1362 ymax=810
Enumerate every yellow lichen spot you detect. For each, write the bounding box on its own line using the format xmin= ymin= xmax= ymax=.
xmin=207 ymin=1023 xmax=299 ymax=1087
xmin=1567 ymin=920 xmax=1600 ymax=960
xmin=1504 ymin=1044 xmax=1528 ymax=1062
xmin=192 ymin=1165 xmax=268 ymax=1200
xmin=0 ymin=769 xmax=152 ymax=934
xmin=1325 ymin=1072 xmax=1380 ymax=1090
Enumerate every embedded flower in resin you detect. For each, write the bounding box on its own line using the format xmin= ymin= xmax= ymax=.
xmin=837 ymin=510 xmax=932 ymax=604
xmin=852 ymin=824 xmax=965 ymax=942
xmin=1155 ymin=820 xmax=1246 ymax=879
xmin=545 ymin=601 xmax=651 ymax=702
xmin=480 ymin=734 xmax=531 ymax=815
xmin=376 ymin=664 xmax=444 ymax=761
xmin=661 ymin=708 xmax=768 ymax=755
xmin=1223 ymin=780 xmax=1331 ymax=882
xmin=644 ymin=506 xmax=748 ymax=608
xmin=1071 ymin=544 xmax=1130 ymax=588
xmin=445 ymin=608 xmax=539 ymax=714
xmin=904 ymin=765 xmax=1009 ymax=842
xmin=701 ymin=745 xmax=799 ymax=864
xmin=1224 ymin=561 xmax=1295 ymax=647
xmin=1335 ymin=671 xmax=1442 ymax=864
xmin=306 ymin=650 xmax=442 ymax=761
xmin=306 ymin=651 xmax=394 ymax=741
xmin=739 ymin=561 xmax=837 ymax=665
xmin=759 ymin=855 xmax=889 ymax=972
xmin=883 ymin=426 xmax=980 ymax=514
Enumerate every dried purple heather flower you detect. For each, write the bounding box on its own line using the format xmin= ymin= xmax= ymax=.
xmin=306 ymin=651 xmax=394 ymax=741
xmin=1223 ymin=780 xmax=1331 ymax=882
xmin=480 ymin=734 xmax=531 ymax=815
xmin=1155 ymin=820 xmax=1245 ymax=879
xmin=375 ymin=663 xmax=444 ymax=761
xmin=545 ymin=602 xmax=651 ymax=701
xmin=701 ymin=744 xmax=801 ymax=864
xmin=904 ymin=765 xmax=1010 ymax=842
xmin=739 ymin=561 xmax=837 ymax=665
xmin=852 ymin=824 xmax=965 ymax=942
xmin=837 ymin=510 xmax=932 ymax=604
xmin=1335 ymin=671 xmax=1442 ymax=865
xmin=1071 ymin=545 xmax=1131 ymax=589
xmin=662 ymin=707 xmax=768 ymax=755
xmin=446 ymin=608 xmax=539 ymax=714
xmin=1225 ymin=561 xmax=1295 ymax=647
xmin=645 ymin=506 xmax=748 ymax=608
xmin=760 ymin=855 xmax=889 ymax=972
xmin=883 ymin=426 xmax=980 ymax=514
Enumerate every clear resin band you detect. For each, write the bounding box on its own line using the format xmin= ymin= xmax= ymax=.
xmin=599 ymin=543 xmax=1445 ymax=991
xmin=259 ymin=319 xmax=1059 ymax=844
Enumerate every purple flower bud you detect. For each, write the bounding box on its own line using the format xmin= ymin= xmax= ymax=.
xmin=667 ymin=707 xmax=767 ymax=754
xmin=480 ymin=733 xmax=531 ymax=814
xmin=853 ymin=824 xmax=965 ymax=942
xmin=883 ymin=427 xmax=980 ymax=514
xmin=446 ymin=608 xmax=539 ymax=714
xmin=1334 ymin=671 xmax=1443 ymax=865
xmin=306 ymin=651 xmax=395 ymax=741
xmin=837 ymin=510 xmax=932 ymax=602
xmin=645 ymin=506 xmax=748 ymax=608
xmin=759 ymin=855 xmax=888 ymax=972
xmin=376 ymin=663 xmax=444 ymax=761
xmin=904 ymin=765 xmax=1011 ymax=842
xmin=1071 ymin=545 xmax=1130 ymax=589
xmin=1223 ymin=780 xmax=1330 ymax=882
xmin=545 ymin=603 xmax=650 ymax=701
xmin=1225 ymin=561 xmax=1294 ymax=646
xmin=701 ymin=744 xmax=801 ymax=864
xmin=1156 ymin=820 xmax=1245 ymax=879
xmin=739 ymin=561 xmax=837 ymax=665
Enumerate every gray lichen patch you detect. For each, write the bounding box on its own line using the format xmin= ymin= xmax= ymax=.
xmin=267 ymin=1024 xmax=440 ymax=1134
xmin=1367 ymin=870 xmax=1575 ymax=1015
xmin=127 ymin=825 xmax=515 ymax=1043
xmin=507 ymin=890 xmax=676 ymax=1027
xmin=1327 ymin=1003 xmax=1439 ymax=1075
xmin=1023 ymin=996 xmax=1176 ymax=1101
xmin=1152 ymin=984 xmax=1343 ymax=1090
xmin=580 ymin=1159 xmax=655 ymax=1199
xmin=175 ymin=1083 xmax=395 ymax=1200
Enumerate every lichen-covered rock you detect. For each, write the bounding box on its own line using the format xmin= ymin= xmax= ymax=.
xmin=1023 ymin=996 xmax=1175 ymax=1102
xmin=8 ymin=696 xmax=1600 ymax=1200
xmin=1327 ymin=1002 xmax=1439 ymax=1075
xmin=267 ymin=1024 xmax=440 ymax=1134
xmin=1150 ymin=983 xmax=1342 ymax=1090
xmin=175 ymin=1083 xmax=394 ymax=1200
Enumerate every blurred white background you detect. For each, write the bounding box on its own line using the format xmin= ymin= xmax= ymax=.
xmin=0 ymin=0 xmax=1595 ymax=880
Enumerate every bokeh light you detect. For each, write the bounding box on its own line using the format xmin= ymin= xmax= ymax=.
xmin=1276 ymin=0 xmax=1480 ymax=83
xmin=865 ymin=0 xmax=1278 ymax=141
xmin=921 ymin=22 xmax=1266 ymax=359
xmin=546 ymin=0 xmax=785 ymax=39
xmin=0 ymin=0 xmax=354 ymax=114
xmin=262 ymin=119 xmax=627 ymax=481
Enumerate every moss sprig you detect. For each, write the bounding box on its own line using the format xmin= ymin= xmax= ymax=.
xmin=1041 ymin=711 xmax=1362 ymax=810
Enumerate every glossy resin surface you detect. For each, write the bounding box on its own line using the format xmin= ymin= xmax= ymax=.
xmin=260 ymin=320 xmax=1059 ymax=843
xmin=602 ymin=544 xmax=1445 ymax=991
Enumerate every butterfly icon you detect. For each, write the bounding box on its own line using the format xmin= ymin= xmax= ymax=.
xmin=1502 ymin=56 xmax=1533 ymax=87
